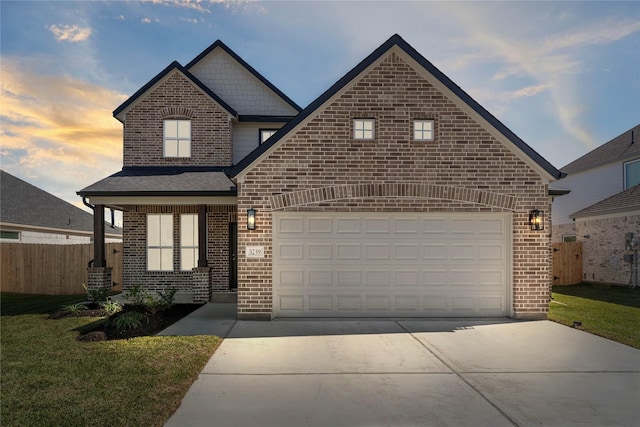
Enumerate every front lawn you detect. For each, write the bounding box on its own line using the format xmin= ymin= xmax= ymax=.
xmin=549 ymin=283 xmax=640 ymax=349
xmin=1 ymin=293 xmax=221 ymax=427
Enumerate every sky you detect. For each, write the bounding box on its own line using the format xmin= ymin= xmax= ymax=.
xmin=1 ymin=0 xmax=639 ymax=222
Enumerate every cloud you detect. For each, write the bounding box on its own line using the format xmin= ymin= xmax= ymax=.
xmin=144 ymin=0 xmax=254 ymax=14
xmin=1 ymin=58 xmax=126 ymax=200
xmin=48 ymin=24 xmax=92 ymax=42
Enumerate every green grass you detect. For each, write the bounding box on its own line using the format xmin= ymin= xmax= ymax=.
xmin=549 ymin=283 xmax=640 ymax=349
xmin=1 ymin=293 xmax=221 ymax=427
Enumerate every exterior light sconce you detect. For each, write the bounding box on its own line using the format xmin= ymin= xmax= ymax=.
xmin=529 ymin=209 xmax=544 ymax=231
xmin=247 ymin=208 xmax=256 ymax=230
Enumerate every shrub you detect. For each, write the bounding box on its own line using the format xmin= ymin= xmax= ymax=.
xmin=100 ymin=299 xmax=123 ymax=316
xmin=61 ymin=302 xmax=89 ymax=315
xmin=81 ymin=283 xmax=110 ymax=304
xmin=124 ymin=284 xmax=150 ymax=306
xmin=110 ymin=311 xmax=148 ymax=331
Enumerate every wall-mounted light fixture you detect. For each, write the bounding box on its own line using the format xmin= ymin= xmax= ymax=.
xmin=529 ymin=209 xmax=544 ymax=231
xmin=247 ymin=208 xmax=256 ymax=230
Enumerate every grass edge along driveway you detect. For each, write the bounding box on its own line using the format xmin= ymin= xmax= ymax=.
xmin=1 ymin=293 xmax=221 ymax=427
xmin=549 ymin=283 xmax=640 ymax=349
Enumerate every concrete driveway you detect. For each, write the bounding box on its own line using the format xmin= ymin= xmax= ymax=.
xmin=165 ymin=317 xmax=640 ymax=427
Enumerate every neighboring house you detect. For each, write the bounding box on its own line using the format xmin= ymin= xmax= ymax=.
xmin=551 ymin=125 xmax=640 ymax=285
xmin=1 ymin=170 xmax=121 ymax=244
xmin=79 ymin=34 xmax=562 ymax=320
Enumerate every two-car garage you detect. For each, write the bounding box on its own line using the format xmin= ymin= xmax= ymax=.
xmin=272 ymin=212 xmax=511 ymax=318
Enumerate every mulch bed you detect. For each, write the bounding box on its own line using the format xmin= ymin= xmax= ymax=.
xmin=50 ymin=304 xmax=202 ymax=341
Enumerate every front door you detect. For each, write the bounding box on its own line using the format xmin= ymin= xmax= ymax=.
xmin=229 ymin=222 xmax=238 ymax=290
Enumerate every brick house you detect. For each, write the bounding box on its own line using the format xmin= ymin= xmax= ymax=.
xmin=79 ymin=34 xmax=563 ymax=320
xmin=552 ymin=124 xmax=640 ymax=285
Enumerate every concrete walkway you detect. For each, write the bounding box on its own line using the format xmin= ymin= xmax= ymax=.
xmin=161 ymin=306 xmax=640 ymax=427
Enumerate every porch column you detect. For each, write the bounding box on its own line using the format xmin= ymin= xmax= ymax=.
xmin=93 ymin=204 xmax=106 ymax=268
xmin=197 ymin=204 xmax=208 ymax=267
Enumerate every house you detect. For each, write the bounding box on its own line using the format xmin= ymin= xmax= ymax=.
xmin=1 ymin=170 xmax=121 ymax=244
xmin=79 ymin=34 xmax=563 ymax=320
xmin=551 ymin=125 xmax=640 ymax=285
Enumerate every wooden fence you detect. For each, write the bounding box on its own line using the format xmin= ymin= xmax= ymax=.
xmin=0 ymin=243 xmax=122 ymax=295
xmin=552 ymin=242 xmax=583 ymax=286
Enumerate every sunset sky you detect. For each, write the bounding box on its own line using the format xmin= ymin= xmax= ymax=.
xmin=1 ymin=1 xmax=639 ymax=222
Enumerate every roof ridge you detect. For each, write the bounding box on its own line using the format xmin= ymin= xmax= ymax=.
xmin=231 ymin=34 xmax=562 ymax=180
xmin=186 ymin=39 xmax=302 ymax=113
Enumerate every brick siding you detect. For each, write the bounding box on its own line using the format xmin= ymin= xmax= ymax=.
xmin=238 ymin=51 xmax=551 ymax=319
xmin=122 ymin=205 xmax=236 ymax=298
xmin=123 ymin=70 xmax=232 ymax=167
xmin=553 ymin=215 xmax=639 ymax=285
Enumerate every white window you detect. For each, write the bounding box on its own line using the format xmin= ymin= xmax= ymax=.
xmin=180 ymin=214 xmax=198 ymax=271
xmin=147 ymin=214 xmax=173 ymax=271
xmin=164 ymin=120 xmax=191 ymax=157
xmin=414 ymin=119 xmax=434 ymax=141
xmin=260 ymin=129 xmax=277 ymax=144
xmin=354 ymin=119 xmax=375 ymax=140
xmin=624 ymin=159 xmax=640 ymax=189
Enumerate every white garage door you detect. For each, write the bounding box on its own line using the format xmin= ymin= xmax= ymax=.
xmin=272 ymin=212 xmax=511 ymax=318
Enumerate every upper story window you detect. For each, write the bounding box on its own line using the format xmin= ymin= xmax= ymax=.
xmin=354 ymin=119 xmax=375 ymax=140
xmin=624 ymin=159 xmax=640 ymax=189
xmin=414 ymin=119 xmax=434 ymax=142
xmin=163 ymin=120 xmax=191 ymax=157
xmin=260 ymin=129 xmax=277 ymax=144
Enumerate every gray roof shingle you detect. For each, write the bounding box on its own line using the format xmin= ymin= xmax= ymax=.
xmin=571 ymin=184 xmax=640 ymax=218
xmin=78 ymin=167 xmax=237 ymax=196
xmin=561 ymin=124 xmax=640 ymax=174
xmin=1 ymin=170 xmax=121 ymax=235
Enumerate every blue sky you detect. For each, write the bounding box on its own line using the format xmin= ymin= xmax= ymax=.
xmin=1 ymin=0 xmax=639 ymax=216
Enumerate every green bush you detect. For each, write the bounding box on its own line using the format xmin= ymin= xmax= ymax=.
xmin=124 ymin=284 xmax=150 ymax=306
xmin=61 ymin=302 xmax=89 ymax=315
xmin=111 ymin=311 xmax=148 ymax=331
xmin=81 ymin=283 xmax=110 ymax=304
xmin=100 ymin=299 xmax=123 ymax=316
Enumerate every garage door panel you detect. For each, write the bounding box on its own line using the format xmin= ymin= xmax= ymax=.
xmin=273 ymin=212 xmax=510 ymax=317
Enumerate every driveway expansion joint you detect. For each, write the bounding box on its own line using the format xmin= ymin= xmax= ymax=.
xmin=394 ymin=320 xmax=520 ymax=427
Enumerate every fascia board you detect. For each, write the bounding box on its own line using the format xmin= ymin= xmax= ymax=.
xmin=85 ymin=195 xmax=238 ymax=206
xmin=395 ymin=47 xmax=556 ymax=184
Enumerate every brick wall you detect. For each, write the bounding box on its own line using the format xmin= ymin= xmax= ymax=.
xmin=122 ymin=205 xmax=236 ymax=296
xmin=237 ymin=51 xmax=551 ymax=320
xmin=123 ymin=70 xmax=232 ymax=167
xmin=577 ymin=215 xmax=638 ymax=285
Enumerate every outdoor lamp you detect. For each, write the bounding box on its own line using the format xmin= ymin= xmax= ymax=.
xmin=529 ymin=209 xmax=544 ymax=231
xmin=247 ymin=208 xmax=256 ymax=230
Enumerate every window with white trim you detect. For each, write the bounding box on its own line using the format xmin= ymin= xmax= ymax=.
xmin=353 ymin=119 xmax=375 ymax=140
xmin=414 ymin=119 xmax=434 ymax=141
xmin=624 ymin=159 xmax=640 ymax=189
xmin=163 ymin=120 xmax=191 ymax=157
xmin=147 ymin=214 xmax=173 ymax=271
xmin=180 ymin=214 xmax=198 ymax=271
xmin=260 ymin=129 xmax=277 ymax=144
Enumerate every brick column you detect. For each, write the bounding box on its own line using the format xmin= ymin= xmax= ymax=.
xmin=192 ymin=267 xmax=211 ymax=303
xmin=86 ymin=267 xmax=112 ymax=300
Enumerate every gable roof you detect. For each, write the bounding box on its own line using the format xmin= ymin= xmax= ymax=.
xmin=231 ymin=34 xmax=563 ymax=181
xmin=1 ymin=170 xmax=121 ymax=236
xmin=112 ymin=61 xmax=237 ymax=122
xmin=571 ymin=184 xmax=640 ymax=219
xmin=561 ymin=124 xmax=640 ymax=174
xmin=186 ymin=40 xmax=302 ymax=114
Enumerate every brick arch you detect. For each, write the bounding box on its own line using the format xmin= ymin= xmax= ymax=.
xmin=269 ymin=183 xmax=517 ymax=211
xmin=159 ymin=106 xmax=195 ymax=119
